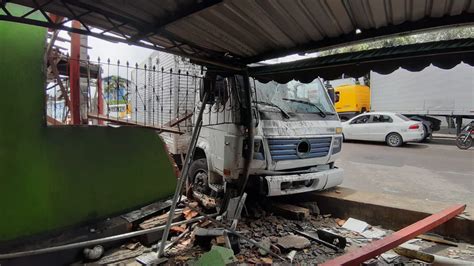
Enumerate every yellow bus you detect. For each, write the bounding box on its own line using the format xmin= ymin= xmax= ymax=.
xmin=334 ymin=84 xmax=370 ymax=121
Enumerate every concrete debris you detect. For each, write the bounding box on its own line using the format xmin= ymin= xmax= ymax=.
xmin=260 ymin=257 xmax=273 ymax=264
xmin=296 ymin=201 xmax=321 ymax=216
xmin=360 ymin=227 xmax=386 ymax=239
xmin=83 ymin=245 xmax=104 ymax=261
xmin=71 ymin=198 xmax=474 ymax=265
xmin=258 ymin=238 xmax=272 ymax=256
xmin=183 ymin=207 xmax=199 ymax=220
xmin=341 ymin=218 xmax=369 ymax=233
xmin=124 ymin=242 xmax=140 ymax=250
xmin=98 ymin=244 xmax=148 ymax=264
xmin=135 ymin=252 xmax=168 ymax=265
xmin=335 ymin=218 xmax=346 ymax=227
xmin=267 ymin=202 xmax=310 ymax=220
xmin=286 ymin=250 xmax=297 ymax=263
xmin=277 ymin=235 xmax=311 ymax=250
xmin=380 ymin=251 xmax=399 ymax=263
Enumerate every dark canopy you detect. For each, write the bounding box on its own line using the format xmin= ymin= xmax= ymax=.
xmin=249 ymin=38 xmax=474 ymax=83
xmin=3 ymin=0 xmax=474 ymax=68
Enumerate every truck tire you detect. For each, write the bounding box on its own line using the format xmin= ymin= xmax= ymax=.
xmin=386 ymin=133 xmax=403 ymax=147
xmin=187 ymin=158 xmax=210 ymax=196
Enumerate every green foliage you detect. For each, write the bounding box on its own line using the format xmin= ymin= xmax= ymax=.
xmin=319 ymin=26 xmax=474 ymax=56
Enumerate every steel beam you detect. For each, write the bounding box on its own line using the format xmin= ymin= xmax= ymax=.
xmin=129 ymin=0 xmax=222 ymax=42
xmin=69 ymin=20 xmax=81 ymax=124
xmin=96 ymin=70 xmax=103 ymax=125
xmin=0 ymin=13 xmax=243 ymax=71
xmin=321 ymin=204 xmax=466 ymax=266
xmin=87 ymin=113 xmax=183 ymax=134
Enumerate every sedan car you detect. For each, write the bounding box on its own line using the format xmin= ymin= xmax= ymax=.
xmin=342 ymin=112 xmax=424 ymax=147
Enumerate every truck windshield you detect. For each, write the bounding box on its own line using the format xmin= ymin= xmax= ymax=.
xmin=254 ymin=79 xmax=336 ymax=116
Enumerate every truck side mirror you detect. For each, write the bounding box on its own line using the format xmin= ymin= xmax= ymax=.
xmin=335 ymin=92 xmax=340 ymax=103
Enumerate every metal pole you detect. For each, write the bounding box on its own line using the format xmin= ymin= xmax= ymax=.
xmin=0 ymin=214 xmax=217 ymax=260
xmin=157 ymin=90 xmax=210 ymax=258
xmin=69 ymin=20 xmax=81 ymax=124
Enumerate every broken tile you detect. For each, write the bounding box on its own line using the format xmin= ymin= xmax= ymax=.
xmin=277 ymin=235 xmax=311 ymax=250
xmin=342 ymin=218 xmax=369 ymax=233
xmin=360 ymin=227 xmax=386 ymax=239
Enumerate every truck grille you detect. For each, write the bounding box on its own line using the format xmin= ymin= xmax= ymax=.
xmin=267 ymin=137 xmax=332 ymax=161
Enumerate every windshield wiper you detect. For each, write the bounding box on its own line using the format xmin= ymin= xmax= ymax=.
xmin=282 ymin=98 xmax=327 ymax=118
xmin=254 ymin=101 xmax=291 ymax=119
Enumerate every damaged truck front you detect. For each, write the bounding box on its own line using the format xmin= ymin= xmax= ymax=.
xmin=187 ymin=71 xmax=344 ymax=198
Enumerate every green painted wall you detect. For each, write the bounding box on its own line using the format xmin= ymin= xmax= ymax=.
xmin=0 ymin=4 xmax=177 ymax=242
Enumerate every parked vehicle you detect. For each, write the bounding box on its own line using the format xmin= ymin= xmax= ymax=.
xmin=342 ymin=112 xmax=424 ymax=147
xmin=456 ymin=122 xmax=473 ymax=150
xmin=370 ymin=63 xmax=474 ymax=138
xmin=334 ymin=84 xmax=370 ymax=121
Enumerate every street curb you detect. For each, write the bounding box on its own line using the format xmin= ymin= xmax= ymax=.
xmin=293 ymin=187 xmax=473 ymax=243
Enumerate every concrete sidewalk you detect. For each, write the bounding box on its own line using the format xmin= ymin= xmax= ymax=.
xmin=297 ymin=187 xmax=474 ymax=243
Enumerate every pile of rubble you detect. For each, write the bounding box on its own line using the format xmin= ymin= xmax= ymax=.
xmin=87 ymin=198 xmax=474 ymax=265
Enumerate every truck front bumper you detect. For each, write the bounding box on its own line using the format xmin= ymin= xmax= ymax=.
xmin=263 ymin=167 xmax=344 ymax=196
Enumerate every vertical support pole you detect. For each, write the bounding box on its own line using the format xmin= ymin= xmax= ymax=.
xmin=97 ymin=69 xmax=104 ymax=125
xmin=456 ymin=116 xmax=463 ymax=135
xmin=69 ymin=20 xmax=81 ymax=125
xmin=157 ymin=90 xmax=210 ymax=259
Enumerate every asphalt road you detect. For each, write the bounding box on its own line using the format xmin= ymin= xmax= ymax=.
xmin=337 ymin=137 xmax=474 ymax=206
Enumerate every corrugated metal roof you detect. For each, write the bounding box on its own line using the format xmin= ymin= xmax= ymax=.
xmin=6 ymin=0 xmax=474 ymax=66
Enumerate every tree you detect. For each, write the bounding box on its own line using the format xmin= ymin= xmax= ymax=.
xmin=318 ymin=26 xmax=474 ymax=57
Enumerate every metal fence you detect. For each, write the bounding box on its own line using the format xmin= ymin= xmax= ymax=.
xmin=45 ymin=54 xmax=245 ymax=133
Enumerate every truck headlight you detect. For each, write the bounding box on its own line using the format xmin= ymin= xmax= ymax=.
xmin=332 ymin=137 xmax=342 ymax=154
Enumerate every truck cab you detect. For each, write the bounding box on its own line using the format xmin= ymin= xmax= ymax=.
xmin=188 ymin=73 xmax=344 ymax=198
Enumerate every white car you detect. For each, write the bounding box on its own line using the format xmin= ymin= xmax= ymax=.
xmin=342 ymin=112 xmax=424 ymax=147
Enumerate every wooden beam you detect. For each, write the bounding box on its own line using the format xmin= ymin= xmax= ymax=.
xmin=46 ymin=115 xmax=64 ymax=125
xmin=164 ymin=112 xmax=194 ymax=128
xmin=321 ymin=204 xmax=466 ymax=266
xmin=87 ymin=113 xmax=183 ymax=134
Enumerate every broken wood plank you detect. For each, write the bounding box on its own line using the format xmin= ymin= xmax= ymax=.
xmin=138 ymin=210 xmax=183 ymax=246
xmin=393 ymin=247 xmax=434 ymax=263
xmin=267 ymin=203 xmax=310 ymax=220
xmin=46 ymin=115 xmax=64 ymax=125
xmin=321 ymin=204 xmax=466 ymax=266
xmin=416 ymin=234 xmax=458 ymax=247
xmin=87 ymin=113 xmax=183 ymax=134
xmin=163 ymin=112 xmax=193 ymax=127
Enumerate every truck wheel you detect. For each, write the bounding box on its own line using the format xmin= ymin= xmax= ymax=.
xmin=187 ymin=158 xmax=210 ymax=196
xmin=386 ymin=133 xmax=403 ymax=147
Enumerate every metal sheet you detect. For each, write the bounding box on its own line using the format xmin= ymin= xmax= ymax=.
xmin=6 ymin=0 xmax=474 ymax=65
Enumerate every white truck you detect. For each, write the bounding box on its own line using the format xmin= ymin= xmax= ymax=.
xmin=131 ymin=52 xmax=344 ymax=197
xmin=370 ymin=63 xmax=474 ymax=135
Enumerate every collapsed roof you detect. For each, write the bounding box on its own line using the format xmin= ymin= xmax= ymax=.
xmin=3 ymin=0 xmax=474 ymax=69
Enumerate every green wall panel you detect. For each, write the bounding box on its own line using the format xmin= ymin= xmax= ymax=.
xmin=0 ymin=4 xmax=177 ymax=242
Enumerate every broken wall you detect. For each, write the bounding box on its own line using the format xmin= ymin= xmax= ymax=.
xmin=0 ymin=4 xmax=177 ymax=242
